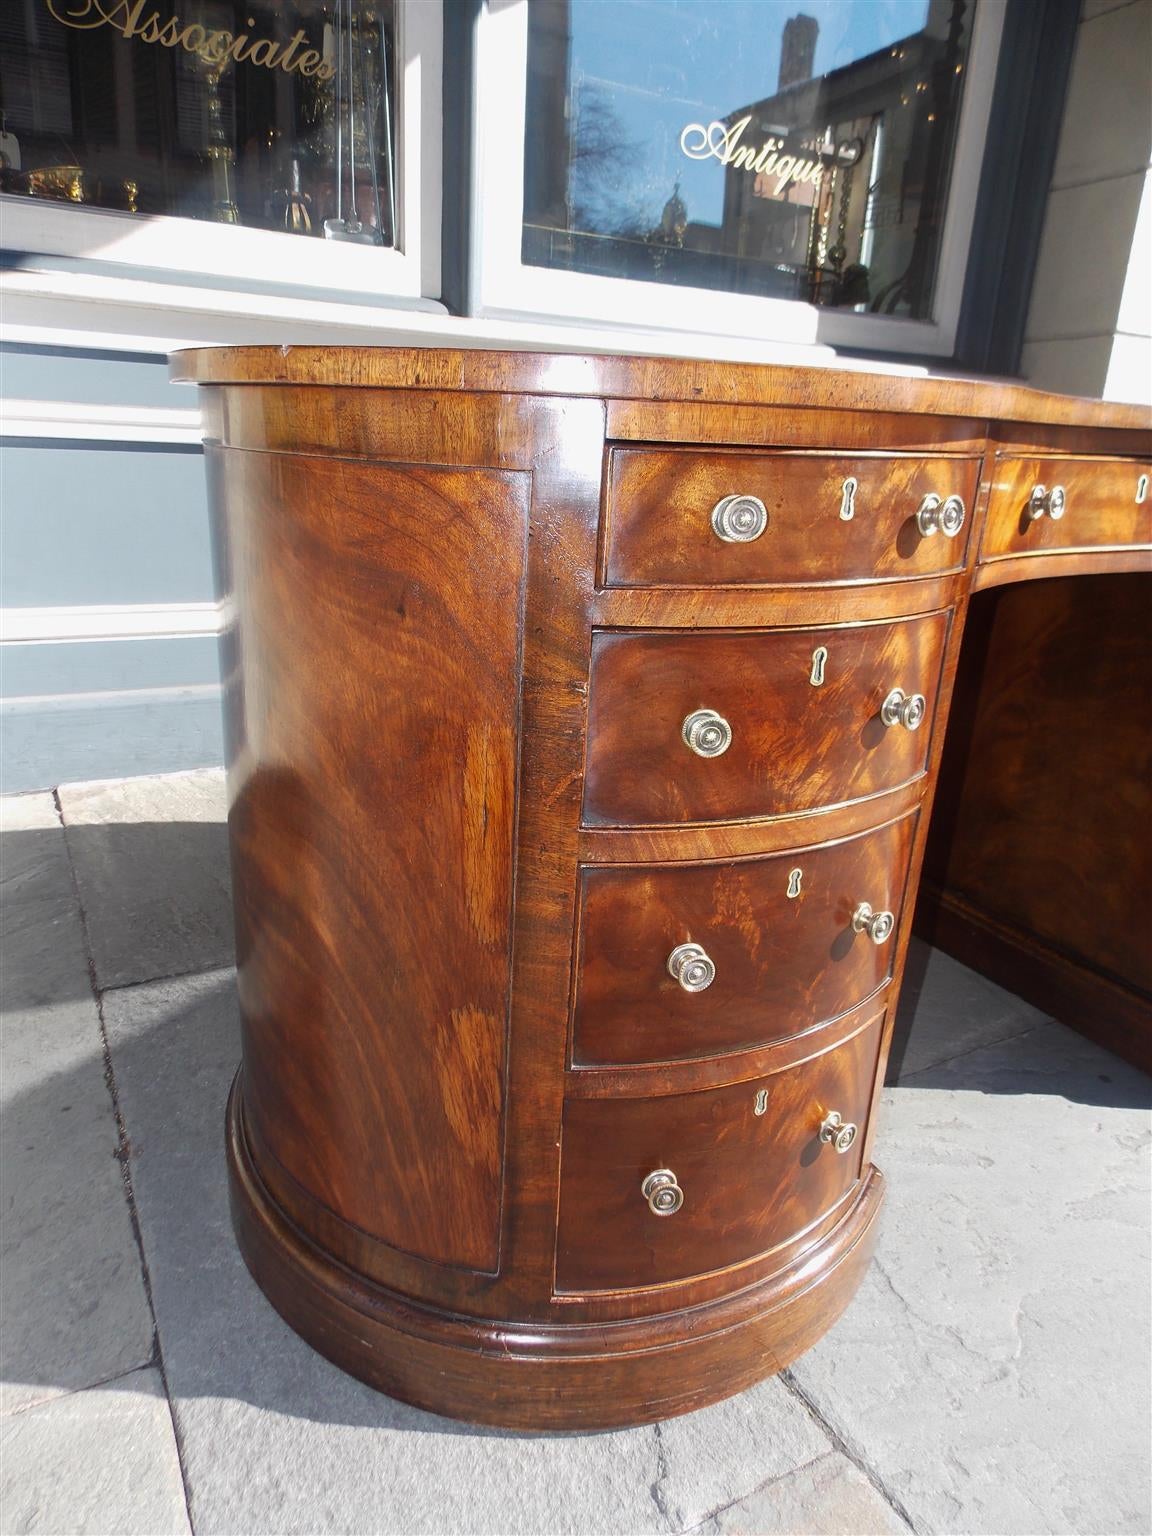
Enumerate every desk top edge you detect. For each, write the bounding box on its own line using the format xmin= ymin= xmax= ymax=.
xmin=169 ymin=345 xmax=1151 ymax=433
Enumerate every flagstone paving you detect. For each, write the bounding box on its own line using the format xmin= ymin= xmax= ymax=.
xmin=2 ymin=772 xmax=1149 ymax=1535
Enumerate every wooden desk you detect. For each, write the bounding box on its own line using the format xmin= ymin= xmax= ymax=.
xmin=174 ymin=347 xmax=1151 ymax=1429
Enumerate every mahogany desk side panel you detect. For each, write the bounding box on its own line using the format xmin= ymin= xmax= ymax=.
xmin=176 ymin=348 xmax=1152 ymax=1428
xmin=918 ymin=572 xmax=1152 ymax=1071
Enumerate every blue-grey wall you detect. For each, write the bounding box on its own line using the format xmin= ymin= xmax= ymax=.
xmin=1 ymin=343 xmax=224 ymax=792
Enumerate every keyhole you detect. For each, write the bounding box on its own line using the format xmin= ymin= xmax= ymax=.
xmin=754 ymin=1089 xmax=769 ymax=1116
xmin=786 ymin=868 xmax=802 ymax=898
xmin=839 ymin=477 xmax=858 ymax=521
xmin=810 ymin=647 xmax=828 ymax=687
xmin=1137 ymin=474 xmax=1149 ymax=505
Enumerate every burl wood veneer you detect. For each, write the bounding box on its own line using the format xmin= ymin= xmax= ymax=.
xmin=173 ymin=346 xmax=1152 ymax=1429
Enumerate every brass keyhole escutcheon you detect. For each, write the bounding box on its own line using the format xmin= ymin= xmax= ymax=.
xmin=839 ymin=477 xmax=858 ymax=521
xmin=786 ymin=868 xmax=803 ymax=899
xmin=810 ymin=646 xmax=828 ymax=687
xmin=754 ymin=1089 xmax=769 ymax=1116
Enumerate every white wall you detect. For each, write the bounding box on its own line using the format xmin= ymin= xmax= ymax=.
xmin=1022 ymin=0 xmax=1152 ymax=403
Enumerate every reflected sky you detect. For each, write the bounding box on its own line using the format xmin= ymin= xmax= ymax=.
xmin=568 ymin=0 xmax=932 ymax=229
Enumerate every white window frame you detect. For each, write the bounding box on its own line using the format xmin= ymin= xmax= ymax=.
xmin=0 ymin=0 xmax=443 ymax=304
xmin=468 ymin=0 xmax=1007 ymax=356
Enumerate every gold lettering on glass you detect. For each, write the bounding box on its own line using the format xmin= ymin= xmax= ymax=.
xmin=680 ymin=116 xmax=825 ymax=200
xmin=42 ymin=0 xmax=336 ymax=80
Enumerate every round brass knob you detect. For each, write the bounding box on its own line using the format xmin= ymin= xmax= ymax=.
xmin=682 ymin=707 xmax=732 ymax=758
xmin=1028 ymin=484 xmax=1067 ymax=521
xmin=915 ymin=493 xmax=966 ymax=537
xmin=853 ymin=902 xmax=894 ymax=944
xmin=819 ymin=1111 xmax=858 ymax=1155
xmin=641 ymin=1169 xmax=684 ymax=1215
xmin=711 ymin=494 xmax=768 ymax=543
xmin=880 ymin=688 xmax=926 ymax=730
xmin=667 ymin=942 xmax=716 ymax=992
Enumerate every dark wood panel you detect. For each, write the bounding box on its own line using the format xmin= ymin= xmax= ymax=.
xmin=917 ymin=886 xmax=1152 ymax=1074
xmin=982 ymin=455 xmax=1152 ymax=562
xmin=578 ymin=779 xmax=923 ymax=865
xmin=573 ymin=815 xmax=917 ymax=1066
xmin=172 ymin=345 xmax=1152 ymax=431
xmin=212 ymin=446 xmax=528 ymax=1273
xmin=181 ymin=345 xmax=1152 ymax=1430
xmin=922 ymin=573 xmax=1152 ymax=1066
xmin=229 ymin=1075 xmax=885 ymax=1428
xmin=213 ymin=384 xmax=528 ymax=464
xmin=990 ymin=424 xmax=1152 ymax=458
xmin=566 ymin=992 xmax=890 ymax=1099
xmin=604 ymin=449 xmax=979 ymax=587
xmin=583 ymin=615 xmax=950 ymax=826
xmin=556 ymin=1014 xmax=882 ymax=1292
xmin=605 ymin=400 xmax=989 ymax=451
xmin=592 ymin=573 xmax=966 ymax=628
xmin=974 ymin=547 xmax=1152 ymax=591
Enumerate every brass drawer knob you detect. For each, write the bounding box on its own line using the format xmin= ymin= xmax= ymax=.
xmin=819 ymin=1111 xmax=858 ymax=1155
xmin=667 ymin=941 xmax=716 ymax=992
xmin=915 ymin=493 xmax=966 ymax=537
xmin=1028 ymin=483 xmax=1067 ymax=521
xmin=852 ymin=902 xmax=894 ymax=944
xmin=641 ymin=1169 xmax=684 ymax=1215
xmin=682 ymin=707 xmax=732 ymax=758
xmin=711 ymin=494 xmax=768 ymax=543
xmin=881 ymin=688 xmax=926 ymax=730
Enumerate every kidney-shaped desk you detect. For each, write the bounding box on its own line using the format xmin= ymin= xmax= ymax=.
xmin=173 ymin=347 xmax=1151 ymax=1429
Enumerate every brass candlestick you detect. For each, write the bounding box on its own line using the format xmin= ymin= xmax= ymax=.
xmin=199 ymin=59 xmax=238 ymax=224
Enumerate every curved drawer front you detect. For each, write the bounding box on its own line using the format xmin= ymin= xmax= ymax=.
xmin=556 ymin=1015 xmax=882 ymax=1292
xmin=603 ymin=449 xmax=979 ymax=588
xmin=983 ymin=456 xmax=1152 ymax=561
xmin=582 ymin=614 xmax=949 ymax=827
xmin=573 ymin=815 xmax=916 ymax=1067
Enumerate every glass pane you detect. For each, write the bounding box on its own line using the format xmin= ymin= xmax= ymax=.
xmin=0 ymin=1 xmax=397 ymax=246
xmin=523 ymin=0 xmax=976 ymax=319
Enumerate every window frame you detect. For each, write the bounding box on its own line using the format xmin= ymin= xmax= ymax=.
xmin=0 ymin=0 xmax=443 ymax=304
xmin=466 ymin=0 xmax=1008 ymax=357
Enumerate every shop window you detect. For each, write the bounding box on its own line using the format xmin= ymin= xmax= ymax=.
xmin=0 ymin=1 xmax=397 ymax=244
xmin=522 ymin=0 xmax=974 ymax=321
xmin=0 ymin=0 xmax=442 ymax=301
xmin=467 ymin=0 xmax=1002 ymax=352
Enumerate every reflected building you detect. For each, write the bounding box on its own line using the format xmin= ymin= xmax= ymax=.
xmin=520 ymin=0 xmax=970 ymax=316
xmin=717 ymin=0 xmax=969 ymax=312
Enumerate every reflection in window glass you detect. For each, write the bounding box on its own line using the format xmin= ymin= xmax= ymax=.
xmin=0 ymin=1 xmax=397 ymax=245
xmin=524 ymin=0 xmax=975 ymax=318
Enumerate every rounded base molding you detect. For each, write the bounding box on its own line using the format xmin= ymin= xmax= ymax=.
xmin=227 ymin=1076 xmax=884 ymax=1430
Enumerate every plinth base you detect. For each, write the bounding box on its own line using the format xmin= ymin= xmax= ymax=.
xmin=226 ymin=1074 xmax=882 ymax=1430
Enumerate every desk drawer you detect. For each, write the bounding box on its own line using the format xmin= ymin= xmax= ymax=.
xmin=983 ymin=456 xmax=1152 ymax=560
xmin=582 ymin=614 xmax=949 ymax=827
xmin=556 ymin=1015 xmax=882 ymax=1292
xmin=603 ymin=449 xmax=979 ymax=588
xmin=573 ymin=815 xmax=915 ymax=1067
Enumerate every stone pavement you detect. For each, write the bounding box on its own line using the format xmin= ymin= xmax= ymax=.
xmin=1 ymin=768 xmax=1149 ymax=1536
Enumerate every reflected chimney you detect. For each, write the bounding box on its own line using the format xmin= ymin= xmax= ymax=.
xmin=778 ymin=14 xmax=819 ymax=89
